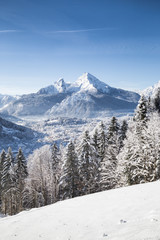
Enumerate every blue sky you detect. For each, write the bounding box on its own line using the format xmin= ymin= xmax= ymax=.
xmin=1 ymin=0 xmax=160 ymax=94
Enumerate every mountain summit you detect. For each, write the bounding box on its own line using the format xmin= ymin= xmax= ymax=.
xmin=37 ymin=72 xmax=110 ymax=95
xmin=74 ymin=72 xmax=110 ymax=94
xmin=0 ymin=73 xmax=140 ymax=118
xmin=38 ymin=78 xmax=68 ymax=94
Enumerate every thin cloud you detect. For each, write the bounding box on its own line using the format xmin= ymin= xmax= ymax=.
xmin=47 ymin=27 xmax=115 ymax=34
xmin=0 ymin=30 xmax=19 ymax=33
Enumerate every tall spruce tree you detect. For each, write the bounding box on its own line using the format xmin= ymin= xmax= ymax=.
xmin=134 ymin=95 xmax=148 ymax=124
xmin=92 ymin=128 xmax=99 ymax=153
xmin=78 ymin=130 xmax=98 ymax=195
xmin=119 ymin=120 xmax=128 ymax=148
xmin=100 ymin=117 xmax=120 ymax=191
xmin=0 ymin=150 xmax=6 ymax=206
xmin=97 ymin=122 xmax=106 ymax=162
xmin=1 ymin=147 xmax=17 ymax=215
xmin=107 ymin=117 xmax=119 ymax=144
xmin=118 ymin=121 xmax=153 ymax=186
xmin=154 ymin=87 xmax=160 ymax=113
xmin=60 ymin=141 xmax=80 ymax=199
xmin=117 ymin=101 xmax=160 ymax=187
xmin=50 ymin=143 xmax=61 ymax=202
xmin=16 ymin=148 xmax=28 ymax=212
xmin=100 ymin=141 xmax=119 ymax=190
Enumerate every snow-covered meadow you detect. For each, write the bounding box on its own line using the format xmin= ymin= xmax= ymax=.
xmin=0 ymin=181 xmax=160 ymax=240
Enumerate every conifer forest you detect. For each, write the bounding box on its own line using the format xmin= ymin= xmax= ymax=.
xmin=1 ymin=92 xmax=160 ymax=216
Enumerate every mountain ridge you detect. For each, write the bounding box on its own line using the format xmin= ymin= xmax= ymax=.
xmin=142 ymin=80 xmax=160 ymax=98
xmin=0 ymin=73 xmax=140 ymax=118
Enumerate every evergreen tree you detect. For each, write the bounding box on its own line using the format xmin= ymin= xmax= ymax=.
xmin=119 ymin=120 xmax=128 ymax=148
xmin=134 ymin=95 xmax=148 ymax=124
xmin=120 ymin=95 xmax=150 ymax=185
xmin=153 ymin=87 xmax=160 ymax=113
xmin=60 ymin=141 xmax=80 ymax=199
xmin=79 ymin=130 xmax=98 ymax=195
xmin=147 ymin=96 xmax=154 ymax=114
xmin=92 ymin=128 xmax=99 ymax=153
xmin=16 ymin=148 xmax=28 ymax=212
xmin=107 ymin=117 xmax=119 ymax=144
xmin=117 ymin=112 xmax=160 ymax=187
xmin=0 ymin=150 xmax=6 ymax=206
xmin=97 ymin=122 xmax=106 ymax=161
xmin=1 ymin=147 xmax=17 ymax=215
xmin=50 ymin=143 xmax=61 ymax=202
xmin=100 ymin=141 xmax=119 ymax=190
xmin=100 ymin=117 xmax=120 ymax=191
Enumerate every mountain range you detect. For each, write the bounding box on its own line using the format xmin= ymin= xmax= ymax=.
xmin=0 ymin=115 xmax=42 ymax=155
xmin=0 ymin=73 xmax=140 ymax=118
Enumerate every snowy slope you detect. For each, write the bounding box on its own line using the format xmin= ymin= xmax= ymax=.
xmin=1 ymin=181 xmax=160 ymax=240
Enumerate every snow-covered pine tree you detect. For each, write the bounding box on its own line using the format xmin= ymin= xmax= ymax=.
xmin=134 ymin=95 xmax=148 ymax=124
xmin=153 ymin=87 xmax=160 ymax=113
xmin=78 ymin=130 xmax=99 ymax=195
xmin=16 ymin=148 xmax=28 ymax=212
xmin=91 ymin=128 xmax=102 ymax=192
xmin=1 ymin=147 xmax=17 ymax=215
xmin=147 ymin=96 xmax=154 ymax=114
xmin=0 ymin=150 xmax=6 ymax=206
xmin=119 ymin=120 xmax=128 ymax=148
xmin=100 ymin=142 xmax=119 ymax=190
xmin=60 ymin=141 xmax=80 ymax=199
xmin=97 ymin=121 xmax=106 ymax=162
xmin=107 ymin=117 xmax=119 ymax=144
xmin=117 ymin=97 xmax=158 ymax=187
xmin=92 ymin=128 xmax=99 ymax=153
xmin=50 ymin=143 xmax=61 ymax=202
xmin=118 ymin=118 xmax=158 ymax=186
xmin=144 ymin=113 xmax=160 ymax=181
xmin=100 ymin=117 xmax=120 ymax=191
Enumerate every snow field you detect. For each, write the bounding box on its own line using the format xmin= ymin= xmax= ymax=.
xmin=0 ymin=181 xmax=160 ymax=240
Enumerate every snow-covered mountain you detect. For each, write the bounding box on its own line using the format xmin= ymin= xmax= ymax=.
xmin=47 ymin=73 xmax=140 ymax=117
xmin=0 ymin=181 xmax=160 ymax=240
xmin=0 ymin=116 xmax=44 ymax=155
xmin=0 ymin=73 xmax=140 ymax=118
xmin=142 ymin=80 xmax=160 ymax=98
xmin=0 ymin=94 xmax=18 ymax=110
xmin=37 ymin=73 xmax=110 ymax=94
xmin=68 ymin=72 xmax=110 ymax=94
xmin=38 ymin=78 xmax=71 ymax=94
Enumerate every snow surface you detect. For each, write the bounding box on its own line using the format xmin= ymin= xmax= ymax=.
xmin=1 ymin=181 xmax=160 ymax=240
